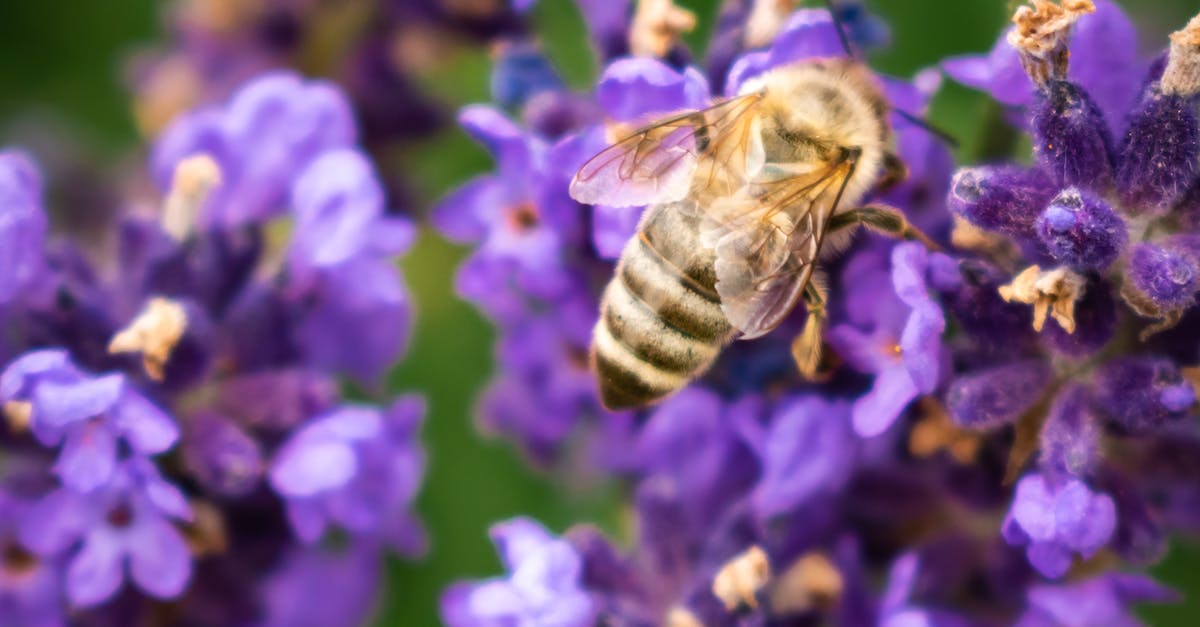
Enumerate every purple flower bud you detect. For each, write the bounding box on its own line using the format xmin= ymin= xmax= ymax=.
xmin=1030 ymin=81 xmax=1114 ymax=191
xmin=1115 ymin=88 xmax=1200 ymax=215
xmin=948 ymin=166 xmax=1056 ymax=241
xmin=1038 ymin=385 xmax=1100 ymax=482
xmin=946 ymin=360 xmax=1052 ymax=429
xmin=1093 ymin=356 xmax=1193 ymax=434
xmin=1125 ymin=240 xmax=1200 ymax=312
xmin=182 ymin=412 xmax=263 ymax=497
xmin=1036 ymin=188 xmax=1126 ymax=271
xmin=945 ymin=261 xmax=1037 ymax=359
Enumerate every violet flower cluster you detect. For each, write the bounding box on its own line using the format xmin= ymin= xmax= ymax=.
xmin=0 ymin=72 xmax=423 ymax=625
xmin=440 ymin=0 xmax=1199 ymax=625
xmin=128 ymin=0 xmax=526 ymax=207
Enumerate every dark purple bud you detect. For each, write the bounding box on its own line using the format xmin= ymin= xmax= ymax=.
xmin=1125 ymin=240 xmax=1200 ymax=312
xmin=1041 ymin=277 xmax=1117 ymax=358
xmin=182 ymin=411 xmax=264 ymax=496
xmin=159 ymin=300 xmax=215 ymax=391
xmin=1036 ymin=188 xmax=1126 ymax=271
xmin=1093 ymin=356 xmax=1194 ymax=434
xmin=945 ymin=260 xmax=1037 ymax=360
xmin=1115 ymin=88 xmax=1200 ymax=215
xmin=1031 ymin=81 xmax=1115 ymax=191
xmin=948 ymin=166 xmax=1056 ymax=241
xmin=1038 ymin=384 xmax=1099 ymax=483
xmin=946 ymin=360 xmax=1053 ymax=430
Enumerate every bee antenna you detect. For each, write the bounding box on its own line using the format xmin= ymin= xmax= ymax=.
xmin=894 ymin=109 xmax=960 ymax=149
xmin=821 ymin=0 xmax=857 ymax=60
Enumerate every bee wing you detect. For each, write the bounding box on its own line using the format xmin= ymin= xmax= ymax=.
xmin=569 ymin=92 xmax=766 ymax=208
xmin=706 ymin=156 xmax=858 ymax=339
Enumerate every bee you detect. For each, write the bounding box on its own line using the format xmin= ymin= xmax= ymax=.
xmin=570 ymin=58 xmax=934 ymax=410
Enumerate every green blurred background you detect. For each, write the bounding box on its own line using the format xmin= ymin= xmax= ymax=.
xmin=0 ymin=0 xmax=1197 ymax=625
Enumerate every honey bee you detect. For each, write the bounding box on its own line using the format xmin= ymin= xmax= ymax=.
xmin=570 ymin=58 xmax=933 ymax=410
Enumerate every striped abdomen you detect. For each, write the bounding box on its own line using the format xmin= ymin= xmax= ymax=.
xmin=592 ymin=201 xmax=736 ymax=410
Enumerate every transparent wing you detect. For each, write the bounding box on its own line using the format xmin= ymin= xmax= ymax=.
xmin=569 ymin=92 xmax=766 ymax=208
xmin=707 ymin=154 xmax=858 ymax=339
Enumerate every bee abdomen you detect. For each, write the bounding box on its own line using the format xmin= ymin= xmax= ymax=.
xmin=592 ymin=204 xmax=734 ymax=410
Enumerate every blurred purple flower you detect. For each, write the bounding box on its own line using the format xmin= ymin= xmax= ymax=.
xmin=19 ymin=459 xmax=192 ymax=607
xmin=1014 ymin=573 xmax=1178 ymax=627
xmin=747 ymin=395 xmax=856 ymax=519
xmin=269 ymin=397 xmax=426 ymax=556
xmin=1 ymin=350 xmax=177 ymax=492
xmin=441 ymin=518 xmax=595 ymax=627
xmin=1002 ymin=473 xmax=1115 ymax=578
xmin=152 ymin=72 xmax=357 ymax=228
xmin=829 ymin=243 xmax=948 ymax=437
xmin=255 ymin=544 xmax=383 ymax=627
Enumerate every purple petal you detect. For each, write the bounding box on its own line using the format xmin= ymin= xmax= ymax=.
xmin=270 ymin=435 xmax=359 ymax=497
xmin=19 ymin=489 xmax=93 ymax=555
xmin=310 ymin=406 xmax=384 ymax=442
xmin=293 ymin=258 xmax=411 ymax=384
xmin=127 ymin=515 xmax=192 ymax=599
xmin=763 ymin=9 xmax=848 ymax=67
xmin=367 ymin=217 xmax=417 ymax=257
xmin=596 ymin=59 xmax=710 ymax=121
xmin=112 ymin=390 xmax=178 ymax=455
xmin=288 ymin=148 xmax=384 ymax=269
xmin=753 ymin=396 xmax=854 ymax=518
xmin=443 ymin=580 xmax=524 ymax=625
xmin=852 ymin=363 xmax=919 ymax=437
xmin=431 ymin=175 xmax=507 ymax=243
xmin=1067 ymin=0 xmax=1143 ymax=134
xmin=0 ymin=348 xmax=70 ymax=399
xmin=1056 ymin=481 xmax=1116 ymax=556
xmin=881 ymin=552 xmax=920 ymax=614
xmin=490 ymin=517 xmax=555 ymax=572
xmin=54 ymin=421 xmax=118 ymax=492
xmin=826 ymin=325 xmax=895 ymax=374
xmin=941 ymin=36 xmax=1030 ymax=108
xmin=899 ymin=302 xmax=944 ymax=393
xmin=67 ymin=530 xmax=124 ymax=607
xmin=591 ymin=204 xmax=643 ymax=260
xmin=1012 ymin=475 xmax=1057 ymax=542
xmin=285 ymin=499 xmax=329 ymax=543
xmin=459 ymin=105 xmax=531 ymax=166
xmin=1026 ymin=541 xmax=1073 ymax=579
xmin=128 ymin=458 xmax=193 ymax=521
xmin=32 ymin=373 xmax=124 ymax=429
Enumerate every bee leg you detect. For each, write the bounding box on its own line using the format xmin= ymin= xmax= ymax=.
xmin=828 ymin=204 xmax=940 ymax=251
xmin=791 ymin=281 xmax=828 ymax=381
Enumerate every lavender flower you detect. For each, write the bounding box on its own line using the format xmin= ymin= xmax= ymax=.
xmin=442 ymin=0 xmax=1196 ymax=624
xmin=441 ymin=518 xmax=594 ymax=627
xmin=1003 ymin=473 xmax=1116 ymax=578
xmin=0 ymin=71 xmax=424 ymax=622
